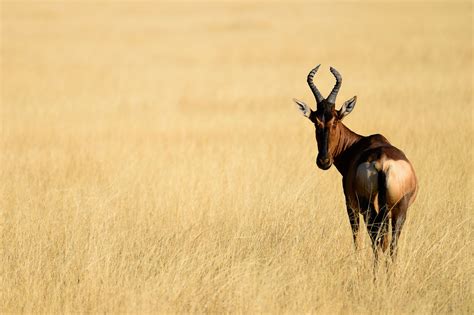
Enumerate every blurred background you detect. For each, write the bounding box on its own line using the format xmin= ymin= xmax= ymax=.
xmin=1 ymin=1 xmax=472 ymax=313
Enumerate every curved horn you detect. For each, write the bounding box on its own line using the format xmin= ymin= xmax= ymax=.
xmin=307 ymin=65 xmax=324 ymax=104
xmin=327 ymin=66 xmax=342 ymax=104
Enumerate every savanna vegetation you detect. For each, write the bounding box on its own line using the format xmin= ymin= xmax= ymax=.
xmin=1 ymin=1 xmax=472 ymax=313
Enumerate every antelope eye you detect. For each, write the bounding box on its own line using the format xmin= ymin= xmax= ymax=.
xmin=315 ymin=119 xmax=324 ymax=128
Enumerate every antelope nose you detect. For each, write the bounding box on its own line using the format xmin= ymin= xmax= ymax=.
xmin=319 ymin=157 xmax=330 ymax=164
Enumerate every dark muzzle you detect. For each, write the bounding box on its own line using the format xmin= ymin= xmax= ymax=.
xmin=316 ymin=154 xmax=332 ymax=170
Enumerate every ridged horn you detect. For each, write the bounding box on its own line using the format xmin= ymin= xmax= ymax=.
xmin=307 ymin=65 xmax=324 ymax=104
xmin=327 ymin=66 xmax=342 ymax=104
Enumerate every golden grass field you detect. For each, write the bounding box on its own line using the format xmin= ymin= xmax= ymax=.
xmin=1 ymin=1 xmax=472 ymax=313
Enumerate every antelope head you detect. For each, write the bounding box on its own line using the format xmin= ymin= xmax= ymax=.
xmin=294 ymin=65 xmax=357 ymax=170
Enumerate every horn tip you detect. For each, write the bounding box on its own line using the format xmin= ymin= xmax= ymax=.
xmin=329 ymin=66 xmax=342 ymax=80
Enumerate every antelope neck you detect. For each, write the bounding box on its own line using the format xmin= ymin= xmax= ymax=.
xmin=333 ymin=123 xmax=362 ymax=175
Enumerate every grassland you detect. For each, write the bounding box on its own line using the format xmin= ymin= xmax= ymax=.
xmin=1 ymin=1 xmax=472 ymax=313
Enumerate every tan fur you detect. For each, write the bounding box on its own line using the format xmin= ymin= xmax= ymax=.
xmin=382 ymin=159 xmax=418 ymax=207
xmin=352 ymin=158 xmax=417 ymax=217
xmin=355 ymin=162 xmax=379 ymax=198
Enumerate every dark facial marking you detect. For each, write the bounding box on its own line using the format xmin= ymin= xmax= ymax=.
xmin=314 ymin=101 xmax=338 ymax=170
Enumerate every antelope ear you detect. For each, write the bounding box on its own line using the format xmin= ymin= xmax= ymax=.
xmin=293 ymin=98 xmax=312 ymax=118
xmin=338 ymin=96 xmax=357 ymax=119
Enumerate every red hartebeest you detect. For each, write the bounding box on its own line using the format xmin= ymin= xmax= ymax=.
xmin=293 ymin=65 xmax=418 ymax=260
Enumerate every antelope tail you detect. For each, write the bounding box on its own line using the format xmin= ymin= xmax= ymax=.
xmin=377 ymin=170 xmax=388 ymax=219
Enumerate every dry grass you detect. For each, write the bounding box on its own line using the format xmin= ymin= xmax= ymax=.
xmin=1 ymin=1 xmax=472 ymax=313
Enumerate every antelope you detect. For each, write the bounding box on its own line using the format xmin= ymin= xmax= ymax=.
xmin=293 ymin=65 xmax=418 ymax=260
